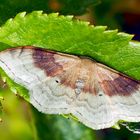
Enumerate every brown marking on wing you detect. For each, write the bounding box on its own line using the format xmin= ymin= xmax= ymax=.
xmin=32 ymin=48 xmax=63 ymax=77
xmin=58 ymin=58 xmax=98 ymax=95
xmin=97 ymin=64 xmax=140 ymax=96
xmin=101 ymin=75 xmax=140 ymax=96
xmin=59 ymin=70 xmax=77 ymax=89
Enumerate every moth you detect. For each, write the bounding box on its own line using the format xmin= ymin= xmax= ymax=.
xmin=0 ymin=46 xmax=140 ymax=130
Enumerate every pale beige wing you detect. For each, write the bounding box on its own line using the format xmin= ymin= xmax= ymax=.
xmin=96 ymin=63 xmax=140 ymax=125
xmin=70 ymin=61 xmax=140 ymax=129
xmin=0 ymin=46 xmax=80 ymax=114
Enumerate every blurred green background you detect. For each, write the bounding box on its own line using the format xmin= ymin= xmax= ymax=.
xmin=0 ymin=0 xmax=140 ymax=140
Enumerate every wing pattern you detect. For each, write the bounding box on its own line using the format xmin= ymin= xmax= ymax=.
xmin=0 ymin=46 xmax=140 ymax=130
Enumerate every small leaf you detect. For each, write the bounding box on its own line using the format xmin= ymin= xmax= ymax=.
xmin=0 ymin=68 xmax=30 ymax=101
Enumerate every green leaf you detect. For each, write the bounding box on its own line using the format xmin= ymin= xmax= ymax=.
xmin=0 ymin=11 xmax=139 ymax=80
xmin=0 ymin=67 xmax=29 ymax=101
